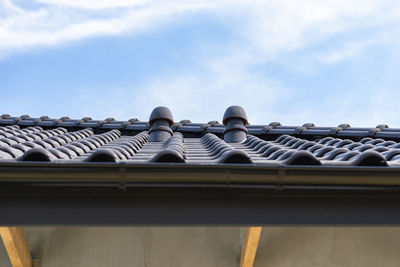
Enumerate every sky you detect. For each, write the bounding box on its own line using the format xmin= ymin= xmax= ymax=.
xmin=1 ymin=0 xmax=400 ymax=126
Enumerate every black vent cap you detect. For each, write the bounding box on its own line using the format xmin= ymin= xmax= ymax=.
xmin=149 ymin=106 xmax=174 ymax=127
xmin=222 ymin=106 xmax=248 ymax=126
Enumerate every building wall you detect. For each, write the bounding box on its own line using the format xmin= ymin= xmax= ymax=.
xmin=1 ymin=227 xmax=400 ymax=267
xmin=256 ymin=227 xmax=400 ymax=267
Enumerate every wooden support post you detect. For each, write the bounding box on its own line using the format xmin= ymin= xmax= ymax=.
xmin=0 ymin=227 xmax=32 ymax=267
xmin=240 ymin=227 xmax=262 ymax=267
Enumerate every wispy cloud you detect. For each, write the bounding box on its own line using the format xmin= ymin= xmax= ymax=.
xmin=35 ymin=0 xmax=149 ymax=10
xmin=0 ymin=0 xmax=201 ymax=56
xmin=2 ymin=0 xmax=399 ymax=57
xmin=2 ymin=0 xmax=400 ymax=125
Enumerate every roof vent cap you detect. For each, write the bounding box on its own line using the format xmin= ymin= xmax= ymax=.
xmin=149 ymin=106 xmax=174 ymax=127
xmin=149 ymin=106 xmax=174 ymax=142
xmin=222 ymin=105 xmax=248 ymax=126
xmin=223 ymin=106 xmax=248 ymax=143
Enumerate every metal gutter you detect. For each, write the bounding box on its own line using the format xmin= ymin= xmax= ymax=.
xmin=1 ymin=163 xmax=400 ymax=225
xmin=0 ymin=162 xmax=400 ymax=186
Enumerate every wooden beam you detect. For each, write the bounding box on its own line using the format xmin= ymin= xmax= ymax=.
xmin=240 ymin=227 xmax=262 ymax=267
xmin=0 ymin=227 xmax=32 ymax=267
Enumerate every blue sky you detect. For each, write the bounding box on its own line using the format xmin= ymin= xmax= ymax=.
xmin=1 ymin=0 xmax=400 ymax=126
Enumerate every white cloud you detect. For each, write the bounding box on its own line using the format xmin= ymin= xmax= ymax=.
xmin=0 ymin=0 xmax=228 ymax=58
xmin=2 ymin=0 xmax=400 ymax=125
xmin=35 ymin=0 xmax=149 ymax=10
xmin=319 ymin=30 xmax=396 ymax=64
xmin=1 ymin=0 xmax=399 ymax=58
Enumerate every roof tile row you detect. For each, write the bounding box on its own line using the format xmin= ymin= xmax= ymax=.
xmin=1 ymin=106 xmax=400 ymax=167
xmin=2 ymin=114 xmax=400 ymax=139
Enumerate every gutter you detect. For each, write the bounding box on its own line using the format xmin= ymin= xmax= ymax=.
xmin=1 ymin=163 xmax=400 ymax=224
xmin=0 ymin=162 xmax=399 ymax=187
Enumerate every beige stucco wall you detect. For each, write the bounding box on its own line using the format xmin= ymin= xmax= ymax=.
xmin=256 ymin=227 xmax=400 ymax=267
xmin=1 ymin=227 xmax=400 ymax=267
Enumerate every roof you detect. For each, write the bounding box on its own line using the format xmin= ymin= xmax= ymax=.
xmin=2 ymin=106 xmax=400 ymax=225
xmin=0 ymin=106 xmax=399 ymax=167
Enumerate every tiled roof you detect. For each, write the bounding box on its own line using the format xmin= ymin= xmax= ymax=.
xmin=1 ymin=106 xmax=400 ymax=167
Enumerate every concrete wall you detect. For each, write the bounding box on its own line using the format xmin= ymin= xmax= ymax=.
xmin=1 ymin=227 xmax=400 ymax=267
xmin=256 ymin=227 xmax=400 ymax=267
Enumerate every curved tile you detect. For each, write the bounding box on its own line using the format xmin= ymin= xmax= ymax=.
xmin=2 ymin=116 xmax=400 ymax=168
xmin=382 ymin=149 xmax=400 ymax=161
xmin=19 ymin=148 xmax=55 ymax=162
xmin=151 ymin=149 xmax=185 ymax=163
xmin=284 ymin=151 xmax=321 ymax=166
xmin=314 ymin=146 xmax=335 ymax=157
xmin=218 ymin=150 xmax=252 ymax=164
xmin=86 ymin=149 xmax=120 ymax=162
xmin=333 ymin=151 xmax=360 ymax=161
xmin=86 ymin=131 xmax=149 ymax=162
xmin=352 ymin=151 xmax=388 ymax=166
xmin=149 ymin=133 xmax=186 ymax=163
xmin=321 ymin=148 xmax=349 ymax=160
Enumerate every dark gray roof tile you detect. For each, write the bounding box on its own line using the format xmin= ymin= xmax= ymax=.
xmin=19 ymin=147 xmax=55 ymax=161
xmin=284 ymin=151 xmax=321 ymax=165
xmin=2 ymin=109 xmax=400 ymax=168
xmin=86 ymin=149 xmax=120 ymax=162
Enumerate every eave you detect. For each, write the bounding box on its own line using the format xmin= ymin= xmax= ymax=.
xmin=1 ymin=163 xmax=400 ymax=225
